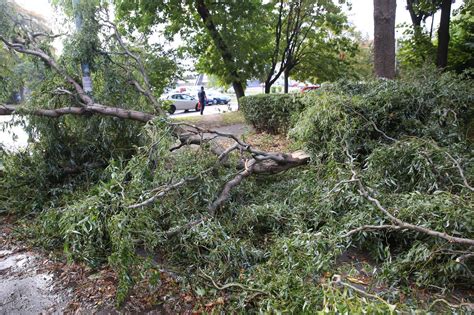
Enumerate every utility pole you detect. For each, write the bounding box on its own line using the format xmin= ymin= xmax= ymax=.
xmin=72 ymin=0 xmax=93 ymax=94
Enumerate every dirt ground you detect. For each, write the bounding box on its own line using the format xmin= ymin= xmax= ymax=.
xmin=0 ymin=221 xmax=69 ymax=314
xmin=0 ymin=216 xmax=207 ymax=314
xmin=0 ymin=248 xmax=67 ymax=313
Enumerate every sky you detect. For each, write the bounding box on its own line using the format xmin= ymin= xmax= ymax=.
xmin=347 ymin=0 xmax=412 ymax=39
xmin=13 ymin=0 xmax=463 ymax=40
xmin=14 ymin=0 xmax=54 ymax=20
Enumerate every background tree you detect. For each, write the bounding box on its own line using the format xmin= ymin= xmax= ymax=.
xmin=398 ymin=0 xmax=473 ymax=73
xmin=436 ymin=0 xmax=452 ymax=67
xmin=373 ymin=0 xmax=396 ymax=78
xmin=291 ymin=29 xmax=363 ymax=84
xmin=262 ymin=0 xmax=350 ymax=93
xmin=0 ymin=0 xmax=51 ymax=103
xmin=403 ymin=0 xmax=438 ymax=65
xmin=406 ymin=0 xmax=439 ymax=33
xmin=447 ymin=0 xmax=474 ymax=72
xmin=115 ymin=0 xmax=271 ymax=100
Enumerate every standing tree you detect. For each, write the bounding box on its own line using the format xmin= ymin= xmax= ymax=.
xmin=262 ymin=0 xmax=349 ymax=93
xmin=373 ymin=0 xmax=396 ymax=78
xmin=401 ymin=0 xmax=464 ymax=71
xmin=447 ymin=0 xmax=474 ymax=72
xmin=115 ymin=0 xmax=271 ymax=100
xmin=406 ymin=0 xmax=438 ymax=30
xmin=398 ymin=0 xmax=438 ymax=69
xmin=436 ymin=0 xmax=452 ymax=68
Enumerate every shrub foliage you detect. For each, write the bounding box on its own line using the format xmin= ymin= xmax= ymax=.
xmin=240 ymin=93 xmax=306 ymax=134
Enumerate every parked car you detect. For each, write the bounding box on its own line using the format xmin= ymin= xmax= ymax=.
xmin=207 ymin=91 xmax=231 ymax=104
xmin=205 ymin=97 xmax=216 ymax=105
xmin=161 ymin=93 xmax=199 ymax=114
xmin=192 ymin=89 xmax=217 ymax=105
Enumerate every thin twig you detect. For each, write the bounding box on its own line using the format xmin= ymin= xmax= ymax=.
xmin=199 ymin=269 xmax=269 ymax=296
xmin=429 ymin=298 xmax=474 ymax=311
xmin=342 ymin=224 xmax=402 ymax=238
xmin=332 ymin=275 xmax=395 ymax=310
xmin=445 ymin=152 xmax=474 ymax=192
xmin=356 ymin=180 xmax=474 ymax=246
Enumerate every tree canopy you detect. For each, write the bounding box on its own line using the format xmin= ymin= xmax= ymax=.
xmin=115 ymin=0 xmax=360 ymax=96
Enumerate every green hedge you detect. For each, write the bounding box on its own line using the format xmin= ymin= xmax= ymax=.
xmin=240 ymin=93 xmax=305 ymax=134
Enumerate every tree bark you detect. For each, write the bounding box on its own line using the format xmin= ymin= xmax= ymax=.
xmin=436 ymin=0 xmax=452 ymax=68
xmin=194 ymin=0 xmax=245 ymax=100
xmin=406 ymin=0 xmax=424 ymax=28
xmin=232 ymin=81 xmax=245 ymax=100
xmin=0 ymin=104 xmax=156 ymax=123
xmin=264 ymin=81 xmax=271 ymax=94
xmin=373 ymin=0 xmax=396 ymax=79
xmin=284 ymin=68 xmax=289 ymax=93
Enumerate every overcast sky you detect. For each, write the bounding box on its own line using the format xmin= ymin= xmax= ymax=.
xmin=14 ymin=0 xmax=462 ymax=40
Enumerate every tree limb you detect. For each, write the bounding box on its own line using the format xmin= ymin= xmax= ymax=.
xmin=0 ymin=35 xmax=93 ymax=106
xmin=1 ymin=103 xmax=156 ymax=123
xmin=354 ymin=175 xmax=474 ymax=246
xmin=445 ymin=152 xmax=474 ymax=192
xmin=342 ymin=224 xmax=402 ymax=238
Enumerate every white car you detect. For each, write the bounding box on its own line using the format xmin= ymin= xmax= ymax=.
xmin=161 ymin=93 xmax=199 ymax=114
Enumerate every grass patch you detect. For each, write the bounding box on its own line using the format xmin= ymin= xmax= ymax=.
xmin=172 ymin=111 xmax=245 ymax=128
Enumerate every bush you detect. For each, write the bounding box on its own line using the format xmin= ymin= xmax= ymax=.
xmin=270 ymin=86 xmax=282 ymax=93
xmin=291 ymin=69 xmax=474 ymax=162
xmin=240 ymin=93 xmax=305 ymax=134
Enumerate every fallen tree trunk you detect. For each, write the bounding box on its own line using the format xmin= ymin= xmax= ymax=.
xmin=0 ymin=104 xmax=156 ymax=122
xmin=2 ymin=101 xmax=311 ymax=212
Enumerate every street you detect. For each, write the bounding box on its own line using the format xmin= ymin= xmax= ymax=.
xmin=169 ymin=101 xmax=239 ymax=118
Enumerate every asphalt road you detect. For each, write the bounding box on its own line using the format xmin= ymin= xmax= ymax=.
xmin=169 ymin=101 xmax=238 ymax=118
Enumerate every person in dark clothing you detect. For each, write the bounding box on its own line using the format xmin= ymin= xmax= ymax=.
xmin=197 ymin=86 xmax=207 ymax=115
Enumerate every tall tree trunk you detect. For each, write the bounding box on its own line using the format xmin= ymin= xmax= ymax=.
xmin=194 ymin=0 xmax=245 ymax=99
xmin=233 ymin=82 xmax=245 ymax=100
xmin=264 ymin=81 xmax=271 ymax=94
xmin=373 ymin=0 xmax=396 ymax=79
xmin=406 ymin=0 xmax=424 ymax=28
xmin=284 ymin=68 xmax=289 ymax=93
xmin=436 ymin=0 xmax=452 ymax=68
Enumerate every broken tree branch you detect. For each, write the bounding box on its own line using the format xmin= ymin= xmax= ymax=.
xmin=342 ymin=224 xmax=402 ymax=238
xmin=1 ymin=22 xmax=310 ymax=215
xmin=129 ymin=144 xmax=240 ymax=209
xmin=208 ymin=159 xmax=258 ymax=215
xmin=199 ymin=269 xmax=269 ymax=296
xmin=1 ymin=103 xmax=156 ymax=123
xmin=0 ymin=35 xmax=93 ymax=106
xmin=445 ymin=152 xmax=474 ymax=192
xmin=331 ymin=274 xmax=396 ymax=310
xmin=347 ymin=169 xmax=474 ymax=246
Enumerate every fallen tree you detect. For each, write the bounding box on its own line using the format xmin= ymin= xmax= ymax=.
xmin=0 ymin=19 xmax=311 ymax=214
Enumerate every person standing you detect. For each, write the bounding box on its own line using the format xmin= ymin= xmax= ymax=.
xmin=198 ymin=86 xmax=207 ymax=115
